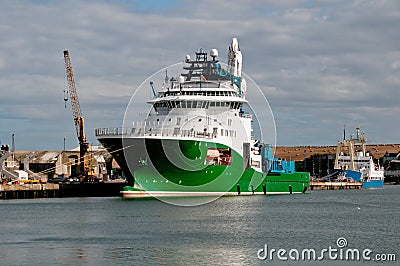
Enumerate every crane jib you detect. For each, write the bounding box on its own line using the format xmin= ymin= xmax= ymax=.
xmin=63 ymin=50 xmax=93 ymax=179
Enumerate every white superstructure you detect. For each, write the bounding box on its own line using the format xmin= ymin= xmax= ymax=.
xmin=96 ymin=38 xmax=263 ymax=172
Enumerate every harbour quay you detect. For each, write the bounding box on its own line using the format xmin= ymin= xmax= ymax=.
xmin=0 ymin=183 xmax=59 ymax=199
xmin=309 ymin=181 xmax=362 ymax=190
xmin=0 ymin=182 xmax=127 ymax=200
xmin=0 ymin=146 xmax=128 ymax=200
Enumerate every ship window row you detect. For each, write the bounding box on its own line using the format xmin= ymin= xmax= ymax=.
xmin=341 ymin=162 xmax=370 ymax=168
xmin=154 ymin=101 xmax=242 ymax=110
xmin=160 ymin=90 xmax=237 ymax=97
xmin=340 ymin=159 xmax=370 ymax=163
xmin=220 ymin=129 xmax=237 ymax=137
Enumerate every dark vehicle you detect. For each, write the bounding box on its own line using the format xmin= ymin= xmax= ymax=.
xmin=47 ymin=177 xmax=68 ymax=183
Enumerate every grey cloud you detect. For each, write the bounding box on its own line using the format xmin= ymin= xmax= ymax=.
xmin=0 ymin=0 xmax=399 ymax=149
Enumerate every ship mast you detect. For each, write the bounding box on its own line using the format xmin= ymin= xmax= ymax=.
xmin=334 ymin=127 xmax=367 ymax=170
xmin=228 ymin=38 xmax=243 ymax=96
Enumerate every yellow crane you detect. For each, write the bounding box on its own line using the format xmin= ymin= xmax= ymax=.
xmin=63 ymin=50 xmax=94 ymax=180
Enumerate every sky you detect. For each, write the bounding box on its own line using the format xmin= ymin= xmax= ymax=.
xmin=0 ymin=0 xmax=399 ymax=150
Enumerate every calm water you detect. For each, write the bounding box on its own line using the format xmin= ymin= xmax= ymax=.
xmin=0 ymin=186 xmax=399 ymax=266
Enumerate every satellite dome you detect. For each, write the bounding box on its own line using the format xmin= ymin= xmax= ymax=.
xmin=210 ymin=49 xmax=218 ymax=58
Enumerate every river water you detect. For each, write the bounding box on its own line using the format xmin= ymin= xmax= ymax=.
xmin=0 ymin=186 xmax=399 ymax=265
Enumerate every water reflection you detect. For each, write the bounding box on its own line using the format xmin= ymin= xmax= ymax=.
xmin=0 ymin=187 xmax=398 ymax=265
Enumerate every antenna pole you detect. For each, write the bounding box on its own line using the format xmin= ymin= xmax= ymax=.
xmin=11 ymin=133 xmax=15 ymax=165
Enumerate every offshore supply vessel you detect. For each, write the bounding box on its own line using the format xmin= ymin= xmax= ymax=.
xmin=333 ymin=127 xmax=384 ymax=188
xmin=95 ymin=38 xmax=310 ymax=198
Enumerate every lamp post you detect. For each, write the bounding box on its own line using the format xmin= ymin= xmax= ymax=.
xmin=11 ymin=133 xmax=15 ymax=166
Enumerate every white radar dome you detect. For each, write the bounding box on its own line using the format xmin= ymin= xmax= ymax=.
xmin=210 ymin=49 xmax=218 ymax=58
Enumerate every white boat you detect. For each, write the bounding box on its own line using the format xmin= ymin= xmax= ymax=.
xmin=334 ymin=127 xmax=384 ymax=188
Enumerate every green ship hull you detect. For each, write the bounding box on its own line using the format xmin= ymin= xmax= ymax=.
xmin=98 ymin=137 xmax=310 ymax=198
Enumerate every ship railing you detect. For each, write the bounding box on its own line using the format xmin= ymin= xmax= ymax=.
xmin=180 ymin=82 xmax=223 ymax=89
xmin=95 ymin=128 xmax=131 ymax=136
xmin=95 ymin=127 xmax=215 ymax=139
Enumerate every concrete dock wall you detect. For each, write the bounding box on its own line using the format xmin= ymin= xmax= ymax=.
xmin=0 ymin=182 xmax=127 ymax=199
xmin=0 ymin=183 xmax=59 ymax=199
xmin=310 ymin=181 xmax=362 ymax=190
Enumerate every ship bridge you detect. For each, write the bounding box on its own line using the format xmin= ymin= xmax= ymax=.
xmin=147 ymin=44 xmax=246 ymax=115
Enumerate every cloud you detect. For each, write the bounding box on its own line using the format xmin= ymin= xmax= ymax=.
xmin=0 ymin=0 xmax=399 ymax=149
